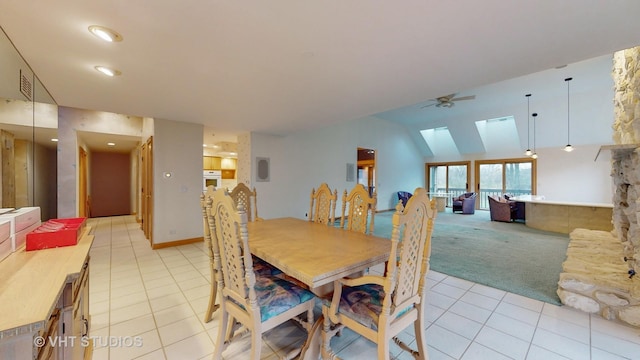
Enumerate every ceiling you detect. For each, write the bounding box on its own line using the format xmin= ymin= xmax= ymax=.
xmin=1 ymin=1 xmax=640 ymax=149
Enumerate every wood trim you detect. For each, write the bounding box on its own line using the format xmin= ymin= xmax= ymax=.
xmin=474 ymin=157 xmax=537 ymax=196
xmin=151 ymin=237 xmax=203 ymax=249
xmin=425 ymin=161 xmax=472 ymax=191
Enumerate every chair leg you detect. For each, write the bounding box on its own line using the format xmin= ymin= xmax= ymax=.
xmin=414 ymin=317 xmax=429 ymax=360
xmin=203 ymin=281 xmax=218 ymax=323
xmin=213 ymin=308 xmax=228 ymax=359
xmin=377 ymin=336 xmax=390 ymax=360
xmin=249 ymin=329 xmax=261 ymax=360
xmin=225 ymin=316 xmax=235 ymax=342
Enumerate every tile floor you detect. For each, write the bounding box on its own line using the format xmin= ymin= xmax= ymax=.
xmin=88 ymin=215 xmax=640 ymax=360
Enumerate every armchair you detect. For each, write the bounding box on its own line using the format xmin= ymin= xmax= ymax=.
xmin=504 ymin=194 xmax=526 ymax=221
xmin=488 ymin=195 xmax=526 ymax=222
xmin=396 ymin=191 xmax=412 ymax=208
xmin=452 ymin=192 xmax=476 ymax=214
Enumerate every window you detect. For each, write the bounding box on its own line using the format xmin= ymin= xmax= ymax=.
xmin=475 ymin=158 xmax=536 ymax=209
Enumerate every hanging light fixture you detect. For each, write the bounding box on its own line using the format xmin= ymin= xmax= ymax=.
xmin=564 ymin=77 xmax=574 ymax=152
xmin=524 ymin=94 xmax=532 ymax=156
xmin=531 ymin=112 xmax=538 ymax=159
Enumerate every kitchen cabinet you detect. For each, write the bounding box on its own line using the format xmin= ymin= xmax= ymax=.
xmin=221 ymin=169 xmax=236 ymax=179
xmin=203 ymin=156 xmax=222 ymax=170
xmin=221 ymin=158 xmax=236 ymax=170
xmin=0 ymin=227 xmax=93 ymax=359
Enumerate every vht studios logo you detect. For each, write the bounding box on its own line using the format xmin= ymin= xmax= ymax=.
xmin=34 ymin=335 xmax=143 ymax=348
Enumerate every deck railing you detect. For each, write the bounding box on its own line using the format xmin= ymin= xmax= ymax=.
xmin=431 ymin=188 xmax=532 ymax=209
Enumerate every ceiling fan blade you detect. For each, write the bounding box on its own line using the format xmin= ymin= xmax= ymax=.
xmin=420 ymin=103 xmax=437 ymax=109
xmin=450 ymin=95 xmax=476 ymax=102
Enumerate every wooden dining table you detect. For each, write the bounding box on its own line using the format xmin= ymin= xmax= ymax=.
xmin=247 ymin=217 xmax=391 ymax=359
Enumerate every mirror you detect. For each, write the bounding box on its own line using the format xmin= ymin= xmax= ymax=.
xmin=0 ymin=26 xmax=58 ymax=220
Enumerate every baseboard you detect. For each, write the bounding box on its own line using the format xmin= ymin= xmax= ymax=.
xmin=152 ymin=237 xmax=203 ymax=249
xmin=376 ymin=209 xmax=395 ymax=213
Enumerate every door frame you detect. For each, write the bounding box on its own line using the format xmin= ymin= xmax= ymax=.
xmin=474 ymin=157 xmax=536 ymax=209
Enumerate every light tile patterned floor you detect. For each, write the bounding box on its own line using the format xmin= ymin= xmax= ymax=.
xmin=88 ymin=216 xmax=640 ymax=360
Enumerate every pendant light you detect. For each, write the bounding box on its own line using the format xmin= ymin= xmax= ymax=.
xmin=531 ymin=112 xmax=538 ymax=159
xmin=564 ymin=77 xmax=574 ymax=152
xmin=524 ymin=94 xmax=532 ymax=156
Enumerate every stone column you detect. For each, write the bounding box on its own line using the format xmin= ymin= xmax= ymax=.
xmin=612 ymin=47 xmax=640 ymax=275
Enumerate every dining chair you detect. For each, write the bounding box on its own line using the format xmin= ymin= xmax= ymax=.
xmin=200 ymin=186 xmax=220 ymax=323
xmin=309 ymin=182 xmax=338 ymax=225
xmin=209 ymin=188 xmax=316 ymax=360
xmin=202 ymin=185 xmax=282 ymax=323
xmin=229 ymin=182 xmax=282 ymax=277
xmin=229 ymin=182 xmax=260 ymax=222
xmin=340 ymin=183 xmax=377 ymax=235
xmin=321 ymin=187 xmax=437 ymax=360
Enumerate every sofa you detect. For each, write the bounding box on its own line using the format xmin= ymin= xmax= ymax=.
xmin=452 ymin=192 xmax=476 ymax=214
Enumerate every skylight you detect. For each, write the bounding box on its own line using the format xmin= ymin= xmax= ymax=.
xmin=420 ymin=127 xmax=459 ymax=157
xmin=475 ymin=116 xmax=521 ymax=153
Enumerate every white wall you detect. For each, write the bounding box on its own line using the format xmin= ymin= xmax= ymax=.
xmin=535 ymin=144 xmax=612 ymax=203
xmin=251 ymin=116 xmax=425 ymax=220
xmin=152 ymin=118 xmax=203 ymax=244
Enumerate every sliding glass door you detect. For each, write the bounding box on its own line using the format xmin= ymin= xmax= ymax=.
xmin=425 ymin=161 xmax=470 ymax=207
xmin=475 ymin=158 xmax=536 ymax=209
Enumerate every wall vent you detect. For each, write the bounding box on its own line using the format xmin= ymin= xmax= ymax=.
xmin=19 ymin=69 xmax=33 ymax=101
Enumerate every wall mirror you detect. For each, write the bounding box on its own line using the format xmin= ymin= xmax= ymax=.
xmin=0 ymin=26 xmax=58 ymax=220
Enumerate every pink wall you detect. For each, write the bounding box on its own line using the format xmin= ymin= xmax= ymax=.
xmin=91 ymin=152 xmax=131 ymax=217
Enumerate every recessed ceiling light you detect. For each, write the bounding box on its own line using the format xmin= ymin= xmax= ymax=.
xmin=95 ymin=66 xmax=121 ymax=77
xmin=107 ymin=142 xmax=116 ymax=146
xmin=88 ymin=25 xmax=123 ymax=42
xmin=51 ymin=138 xmax=58 ymax=142
xmin=203 ymin=144 xmax=207 ymax=147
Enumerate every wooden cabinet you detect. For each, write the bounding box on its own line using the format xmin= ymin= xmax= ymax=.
xmin=221 ymin=158 xmax=236 ymax=170
xmin=203 ymin=156 xmax=212 ymax=170
xmin=0 ymin=228 xmax=93 ymax=360
xmin=203 ymin=156 xmax=222 ymax=170
xmin=221 ymin=169 xmax=235 ymax=179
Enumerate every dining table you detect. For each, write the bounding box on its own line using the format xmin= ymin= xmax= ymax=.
xmin=247 ymin=217 xmax=391 ymax=359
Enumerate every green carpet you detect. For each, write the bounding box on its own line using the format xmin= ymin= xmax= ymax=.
xmin=372 ymin=209 xmax=569 ymax=305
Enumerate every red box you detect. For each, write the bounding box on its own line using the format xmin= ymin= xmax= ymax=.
xmin=26 ymin=218 xmax=87 ymax=251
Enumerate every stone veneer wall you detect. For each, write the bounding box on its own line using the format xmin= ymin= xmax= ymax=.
xmin=557 ymin=46 xmax=640 ymax=326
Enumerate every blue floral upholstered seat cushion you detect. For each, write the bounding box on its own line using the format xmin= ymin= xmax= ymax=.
xmin=322 ymin=284 xmax=411 ymax=331
xmin=251 ymin=276 xmax=315 ymax=322
xmin=252 ymin=255 xmax=284 ymax=277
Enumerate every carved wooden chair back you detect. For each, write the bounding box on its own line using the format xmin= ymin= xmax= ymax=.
xmin=209 ymin=189 xmax=315 ymax=360
xmin=322 ymin=187 xmax=437 ymax=360
xmin=200 ymin=186 xmax=220 ymax=323
xmin=309 ymin=182 xmax=337 ymax=225
xmin=229 ymin=182 xmax=259 ymax=222
xmin=340 ymin=183 xmax=377 ymax=235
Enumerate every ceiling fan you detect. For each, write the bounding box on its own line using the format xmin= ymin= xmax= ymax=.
xmin=421 ymin=93 xmax=476 ymax=108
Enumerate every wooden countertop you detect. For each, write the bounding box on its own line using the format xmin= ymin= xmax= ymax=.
xmin=0 ymin=227 xmax=93 ymax=336
xmin=509 ymin=195 xmax=613 ymax=208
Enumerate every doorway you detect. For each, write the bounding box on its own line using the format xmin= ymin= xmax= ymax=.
xmin=475 ymin=158 xmax=536 ymax=209
xmin=357 ymin=148 xmax=376 ymax=196
xmin=78 ymin=147 xmax=88 ymax=217
xmin=425 ymin=161 xmax=471 ymax=208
